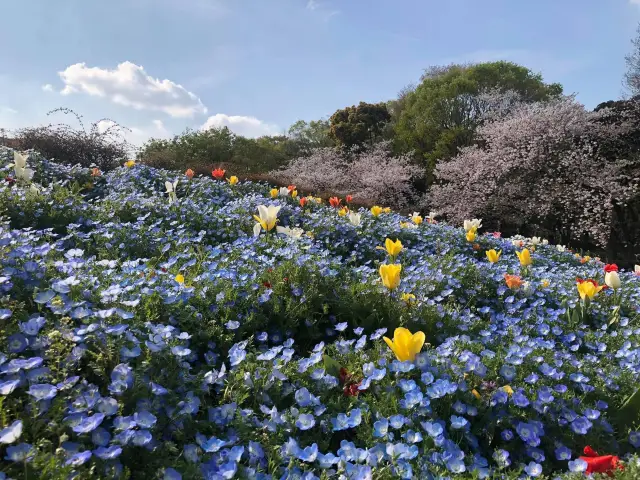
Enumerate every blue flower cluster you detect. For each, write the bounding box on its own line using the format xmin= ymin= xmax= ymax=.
xmin=0 ymin=148 xmax=639 ymax=479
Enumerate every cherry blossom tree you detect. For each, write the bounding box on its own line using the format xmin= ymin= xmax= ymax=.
xmin=429 ymin=96 xmax=640 ymax=254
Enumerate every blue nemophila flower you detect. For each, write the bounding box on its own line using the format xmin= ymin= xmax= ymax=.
xmin=570 ymin=416 xmax=593 ymax=435
xmin=296 ymin=414 xmax=315 ymax=430
xmin=450 ymin=415 xmax=469 ymax=430
xmin=0 ymin=420 xmax=22 ymax=444
xmin=72 ymin=413 xmax=106 ymax=434
xmin=65 ymin=450 xmax=92 ymax=466
xmin=568 ymin=458 xmax=588 ymax=472
xmin=524 ymin=461 xmax=542 ymax=477
xmin=0 ymin=379 xmax=20 ymax=395
xmin=163 ymin=468 xmax=182 ymax=480
xmin=5 ymin=443 xmax=34 ymax=462
xmin=28 ymin=383 xmax=57 ymax=401
xmin=93 ymin=445 xmax=122 ymax=460
xmin=373 ymin=418 xmax=389 ymax=438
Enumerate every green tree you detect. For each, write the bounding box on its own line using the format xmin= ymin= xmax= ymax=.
xmin=287 ymin=119 xmax=335 ymax=155
xmin=394 ymin=61 xmax=563 ymax=177
xmin=329 ymin=102 xmax=391 ymax=148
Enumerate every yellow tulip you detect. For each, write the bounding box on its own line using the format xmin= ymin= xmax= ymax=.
xmin=466 ymin=229 xmax=477 ymax=242
xmin=371 ymin=206 xmax=383 ymax=217
xmin=399 ymin=222 xmax=409 ymax=229
xmin=486 ymin=249 xmax=501 ymax=263
xmin=291 ymin=190 xmax=298 ymax=198
xmin=383 ymin=327 xmax=425 ymax=362
xmin=541 ymin=279 xmax=550 ymax=288
xmin=270 ymin=188 xmax=278 ymax=198
xmin=576 ymin=280 xmax=605 ymax=300
xmin=516 ymin=249 xmax=533 ymax=266
xmin=411 ymin=214 xmax=423 ymax=225
xmin=124 ymin=160 xmax=136 ymax=168
xmin=379 ymin=264 xmax=402 ymax=290
xmin=228 ymin=176 xmax=238 ymax=186
xmin=471 ymin=389 xmax=481 ymax=400
xmin=175 ymin=274 xmax=185 ymax=284
xmin=383 ymin=207 xmax=391 ymax=213
xmin=338 ymin=207 xmax=348 ymax=217
xmin=377 ymin=238 xmax=403 ymax=258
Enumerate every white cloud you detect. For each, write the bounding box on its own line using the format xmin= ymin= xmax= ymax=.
xmin=201 ymin=114 xmax=279 ymax=138
xmin=42 ymin=84 xmax=54 ymax=92
xmin=306 ymin=0 xmax=320 ymax=10
xmin=58 ymin=61 xmax=207 ymax=118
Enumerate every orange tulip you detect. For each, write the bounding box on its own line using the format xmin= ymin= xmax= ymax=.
xmin=185 ymin=168 xmax=195 ymax=180
xmin=212 ymin=168 xmax=225 ymax=180
xmin=299 ymin=197 xmax=308 ymax=207
xmin=504 ymin=274 xmax=523 ymax=290
xmin=346 ymin=195 xmax=353 ymax=203
xmin=287 ymin=184 xmax=296 ymax=192
xmin=329 ymin=197 xmax=342 ymax=208
xmin=91 ymin=167 xmax=101 ymax=177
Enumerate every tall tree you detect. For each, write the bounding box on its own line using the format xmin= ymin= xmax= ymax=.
xmin=329 ymin=102 xmax=391 ymax=148
xmin=625 ymin=23 xmax=640 ymax=96
xmin=394 ymin=61 xmax=563 ymax=177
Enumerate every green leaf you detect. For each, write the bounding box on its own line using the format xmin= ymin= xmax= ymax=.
xmin=323 ymin=354 xmax=342 ymax=379
xmin=616 ymin=386 xmax=640 ymax=423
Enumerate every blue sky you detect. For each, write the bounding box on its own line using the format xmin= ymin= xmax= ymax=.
xmin=1 ymin=0 xmax=639 ymax=147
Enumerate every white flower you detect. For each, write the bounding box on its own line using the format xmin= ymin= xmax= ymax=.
xmin=427 ymin=211 xmax=438 ymax=221
xmin=530 ymin=237 xmax=542 ymax=246
xmin=605 ymin=271 xmax=621 ymax=289
xmin=463 ymin=219 xmax=482 ymax=232
xmin=635 ymin=265 xmax=640 ymax=275
xmin=556 ymin=245 xmax=566 ymax=252
xmin=348 ymin=211 xmax=361 ymax=227
xmin=13 ymin=151 xmax=35 ymax=184
xmin=253 ymin=205 xmax=281 ymax=237
xmin=279 ymin=187 xmax=290 ymax=197
xmin=276 ymin=226 xmax=303 ymax=239
xmin=165 ymin=180 xmax=178 ymax=204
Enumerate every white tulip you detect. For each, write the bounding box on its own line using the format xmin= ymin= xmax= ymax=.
xmin=279 ymin=187 xmax=290 ymax=197
xmin=13 ymin=151 xmax=34 ymax=183
xmin=635 ymin=265 xmax=640 ymax=275
xmin=348 ymin=211 xmax=361 ymax=227
xmin=530 ymin=237 xmax=541 ymax=246
xmin=556 ymin=245 xmax=566 ymax=252
xmin=463 ymin=219 xmax=482 ymax=232
xmin=165 ymin=180 xmax=178 ymax=204
xmin=605 ymin=271 xmax=621 ymax=289
xmin=427 ymin=211 xmax=438 ymax=221
xmin=253 ymin=205 xmax=281 ymax=236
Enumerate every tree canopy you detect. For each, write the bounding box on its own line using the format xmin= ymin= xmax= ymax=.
xmin=393 ymin=61 xmax=563 ymax=176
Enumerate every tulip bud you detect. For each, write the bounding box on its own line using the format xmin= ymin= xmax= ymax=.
xmin=604 ymin=271 xmax=621 ymax=290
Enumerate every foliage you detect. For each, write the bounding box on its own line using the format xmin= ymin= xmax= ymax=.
xmin=271 ymin=142 xmax=423 ymax=207
xmin=429 ymin=95 xmax=640 ymax=266
xmin=138 ymin=127 xmax=306 ymax=175
xmin=329 ymin=102 xmax=391 ymax=149
xmin=393 ymin=61 xmax=563 ymax=177
xmin=287 ymin=119 xmax=336 ymax=156
xmin=10 ymin=108 xmax=131 ymax=171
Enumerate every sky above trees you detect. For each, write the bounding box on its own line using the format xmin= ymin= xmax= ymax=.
xmin=1 ymin=0 xmax=639 ymax=146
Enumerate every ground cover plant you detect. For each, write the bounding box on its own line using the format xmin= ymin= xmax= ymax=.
xmin=0 ymin=147 xmax=640 ymax=479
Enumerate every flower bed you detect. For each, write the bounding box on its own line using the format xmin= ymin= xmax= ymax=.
xmin=0 ymin=148 xmax=639 ymax=479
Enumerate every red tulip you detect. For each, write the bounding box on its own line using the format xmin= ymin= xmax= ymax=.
xmin=287 ymin=184 xmax=296 ymax=192
xmin=346 ymin=195 xmax=353 ymax=203
xmin=579 ymin=446 xmax=623 ymax=476
xmin=299 ymin=197 xmax=308 ymax=207
xmin=329 ymin=197 xmax=342 ymax=208
xmin=604 ymin=264 xmax=619 ymax=273
xmin=211 ymin=168 xmax=225 ymax=180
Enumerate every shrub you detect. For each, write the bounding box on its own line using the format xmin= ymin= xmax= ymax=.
xmin=429 ymin=96 xmax=640 ymax=264
xmin=271 ymin=142 xmax=423 ymax=208
xmin=11 ymin=108 xmax=131 ymax=171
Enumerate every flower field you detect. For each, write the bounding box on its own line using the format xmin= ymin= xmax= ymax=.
xmin=1 ymin=148 xmax=640 ymax=479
